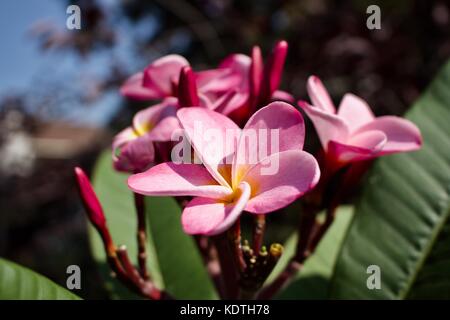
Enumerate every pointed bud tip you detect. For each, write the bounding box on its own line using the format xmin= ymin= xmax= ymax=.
xmin=275 ymin=40 xmax=288 ymax=50
xmin=178 ymin=66 xmax=199 ymax=107
xmin=181 ymin=65 xmax=193 ymax=75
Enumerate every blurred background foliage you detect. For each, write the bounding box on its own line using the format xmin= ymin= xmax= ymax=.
xmin=0 ymin=0 xmax=449 ymax=298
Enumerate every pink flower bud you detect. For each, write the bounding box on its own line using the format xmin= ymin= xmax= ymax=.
xmin=178 ymin=66 xmax=200 ymax=108
xmin=250 ymin=45 xmax=263 ymax=108
xmin=260 ymin=40 xmax=288 ymax=104
xmin=74 ymin=167 xmax=106 ymax=229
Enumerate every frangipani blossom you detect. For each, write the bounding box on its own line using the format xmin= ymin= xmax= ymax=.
xmin=113 ymin=65 xmax=232 ymax=173
xmin=299 ymin=76 xmax=422 ymax=169
xmin=113 ymin=97 xmax=180 ymax=172
xmin=120 ymin=54 xmax=246 ymax=113
xmin=128 ymin=102 xmax=320 ymax=235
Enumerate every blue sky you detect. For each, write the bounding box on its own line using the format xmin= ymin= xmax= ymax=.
xmin=0 ymin=1 xmax=66 ymax=91
xmin=0 ymin=0 xmax=144 ymax=126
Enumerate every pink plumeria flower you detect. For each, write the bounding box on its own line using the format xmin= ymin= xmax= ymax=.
xmin=113 ymin=97 xmax=180 ymax=173
xmin=113 ymin=65 xmax=225 ymax=173
xmin=299 ymin=76 xmax=422 ymax=170
xmin=128 ymin=102 xmax=320 ymax=235
xmin=120 ymin=54 xmax=246 ymax=113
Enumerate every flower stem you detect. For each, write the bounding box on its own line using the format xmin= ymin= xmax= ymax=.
xmin=116 ymin=245 xmax=171 ymax=300
xmin=252 ymin=215 xmax=266 ymax=254
xmin=257 ymin=260 xmax=302 ymax=300
xmin=134 ymin=192 xmax=149 ymax=280
xmin=213 ymin=231 xmax=239 ymax=299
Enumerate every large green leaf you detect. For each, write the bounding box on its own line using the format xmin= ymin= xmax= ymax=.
xmin=90 ymin=151 xmax=217 ymax=299
xmin=0 ymin=258 xmax=80 ymax=300
xmin=265 ymin=206 xmax=353 ymax=299
xmin=330 ymin=60 xmax=450 ymax=299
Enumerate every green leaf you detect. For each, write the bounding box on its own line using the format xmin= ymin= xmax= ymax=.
xmin=90 ymin=151 xmax=217 ymax=299
xmin=0 ymin=258 xmax=81 ymax=300
xmin=266 ymin=206 xmax=354 ymax=299
xmin=330 ymin=60 xmax=450 ymax=299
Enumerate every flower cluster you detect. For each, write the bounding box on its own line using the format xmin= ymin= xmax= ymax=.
xmin=75 ymin=40 xmax=422 ymax=299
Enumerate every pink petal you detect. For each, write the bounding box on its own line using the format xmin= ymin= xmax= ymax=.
xmin=181 ymin=181 xmax=251 ymax=235
xmin=306 ymin=75 xmax=336 ymax=113
xmin=219 ymin=53 xmax=251 ymax=82
xmin=128 ymin=162 xmax=232 ymax=199
xmin=113 ymin=133 xmax=155 ymax=173
xmin=132 ymin=98 xmax=178 ymax=136
xmin=233 ymin=101 xmax=305 ymax=186
xmin=298 ymin=100 xmax=349 ymax=150
xmin=328 ymin=130 xmax=386 ymax=163
xmin=219 ymin=53 xmax=251 ymax=94
xmin=143 ymin=54 xmax=189 ymax=97
xmin=243 ymin=150 xmax=320 ymax=214
xmin=348 ymin=130 xmax=387 ymax=150
xmin=147 ymin=116 xmax=181 ymax=142
xmin=337 ymin=93 xmax=375 ymax=132
xmin=196 ymin=69 xmax=241 ymax=93
xmin=177 ymin=107 xmax=241 ymax=187
xmin=112 ymin=127 xmax=137 ymax=160
xmin=355 ymin=116 xmax=422 ymax=154
xmin=120 ymin=72 xmax=162 ymax=100
xmin=271 ymin=90 xmax=294 ymax=103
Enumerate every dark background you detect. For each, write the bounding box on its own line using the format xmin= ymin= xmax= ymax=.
xmin=0 ymin=0 xmax=449 ymax=299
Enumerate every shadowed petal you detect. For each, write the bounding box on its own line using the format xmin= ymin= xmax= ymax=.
xmin=147 ymin=116 xmax=180 ymax=142
xmin=212 ymin=90 xmax=249 ymax=115
xmin=299 ymin=100 xmax=349 ymax=150
xmin=113 ymin=133 xmax=155 ymax=173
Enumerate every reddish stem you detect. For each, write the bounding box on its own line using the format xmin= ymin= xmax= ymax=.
xmin=252 ymin=215 xmax=266 ymax=254
xmin=213 ymin=232 xmax=239 ymax=299
xmin=134 ymin=192 xmax=149 ymax=280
